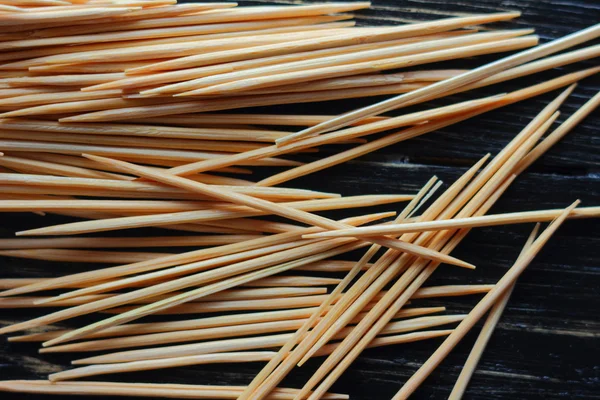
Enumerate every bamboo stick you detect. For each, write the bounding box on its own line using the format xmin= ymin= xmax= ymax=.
xmin=0 ymin=83 xmax=410 ymax=119
xmin=0 ymin=275 xmax=338 ymax=291
xmin=289 ymin=87 xmax=571 ymax=400
xmin=0 ymin=119 xmax=290 ymax=142
xmin=0 ymin=16 xmax=353 ymax=64
xmin=283 ymin=22 xmax=600 ymax=144
xmin=180 ymin=34 xmax=536 ymax=97
xmin=393 ymin=204 xmax=576 ymax=399
xmin=0 ymin=131 xmax=270 ymax=152
xmin=0 ymin=248 xmax=171 ymax=264
xmin=4 ymin=18 xmax=354 ymax=50
xmin=45 ymin=65 xmax=599 ymax=124
xmin=0 ymin=215 xmax=388 ymax=334
xmin=0 ymin=235 xmax=262 ymax=250
xmin=157 ymin=68 xmax=589 ymax=178
xmin=0 ymin=140 xmax=300 ymax=165
xmin=12 ymin=3 xmax=369 ymax=35
xmin=41 ymin=240 xmax=369 ymax=346
xmin=0 ymin=175 xmax=337 ymax=202
xmin=157 ymin=94 xmax=504 ymax=176
xmin=447 ymin=247 xmax=530 ymax=400
xmin=244 ymin=152 xmax=488 ymax=400
xmin=48 ymin=352 xmax=277 ymax=380
xmin=303 ymin=207 xmax=600 ymax=238
xmin=129 ymin=82 xmax=428 ymax=99
xmin=8 ymin=307 xmax=445 ymax=345
xmin=243 ymin=276 xmax=341 ymax=288
xmin=0 ymin=288 xmax=329 ymax=309
xmin=0 ymin=213 xmax=389 ymax=298
xmin=41 ymin=313 xmax=464 ymax=355
xmin=0 ymin=1 xmax=71 ymax=5
xmin=0 ymin=7 xmax=142 ymax=27
xmin=2 ymin=73 xmax=125 ymax=87
xmin=514 ymin=89 xmax=600 ymax=174
xmin=255 ymin=70 xmax=590 ymax=187
xmin=6 ymin=151 xmax=250 ymax=176
xmin=237 ymin=176 xmax=439 ymax=400
xmin=8 ymin=28 xmax=365 ymax=68
xmin=97 ymin=35 xmax=468 ymax=93
xmin=227 ymin=77 xmax=432 ymax=97
xmin=68 ymin=314 xmax=464 ymax=365
xmin=0 ymin=154 xmax=132 ymax=180
xmin=131 ymin=113 xmax=377 ymax=127
xmin=0 ymin=4 xmax=236 ymax=41
xmin=0 ymin=86 xmax=69 ymax=99
xmin=45 ymin=328 xmax=456 ymax=382
xmin=0 ymin=90 xmax=122 ymax=107
xmin=14 ymin=197 xmax=403 ymax=235
xmin=129 ymin=13 xmax=519 ymax=73
xmin=0 ymin=380 xmax=348 ymax=400
xmin=0 ymin=14 xmax=339 ymax=56
xmin=80 ymin=155 xmax=471 ymax=269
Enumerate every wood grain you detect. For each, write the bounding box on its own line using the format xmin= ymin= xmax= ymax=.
xmin=0 ymin=0 xmax=599 ymax=399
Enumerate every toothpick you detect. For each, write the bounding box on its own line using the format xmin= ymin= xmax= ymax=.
xmin=0 ymin=234 xmax=262 ymax=249
xmin=82 ymin=155 xmax=471 ymax=269
xmin=54 ymin=81 xmax=474 ymax=122
xmin=514 ymin=90 xmax=600 ymax=174
xmin=0 ymin=380 xmax=348 ymax=400
xmin=0 ymin=7 xmax=142 ymax=27
xmin=447 ymin=224 xmax=540 ymax=400
xmin=102 ymin=36 xmax=467 ymax=93
xmin=394 ymin=203 xmax=577 ymax=399
xmin=0 ymin=90 xmax=121 ymax=108
xmin=14 ymin=197 xmax=403 ymax=236
xmin=0 ymin=287 xmax=329 ymax=309
xmin=181 ymin=34 xmax=536 ymax=96
xmin=283 ymin=22 xmax=600 ymax=144
xmin=67 ymin=314 xmax=464 ymax=366
xmin=0 ymin=131 xmax=271 ymax=153
xmin=46 ymin=318 xmax=462 ymax=381
xmin=19 ymin=15 xmax=352 ymax=58
xmin=0 ymin=213 xmax=389 ymax=298
xmin=4 ymin=18 xmax=354 ymax=50
xmin=164 ymin=68 xmax=588 ymax=179
xmin=247 ymin=156 xmax=487 ymax=400
xmin=0 ymin=118 xmax=290 ymax=142
xmin=49 ymin=352 xmax=277 ymax=381
xmin=0 ymin=154 xmax=132 ymax=180
xmin=25 ymin=3 xmax=370 ymax=36
xmin=237 ymin=176 xmax=439 ymax=400
xmin=292 ymin=87 xmax=571 ymax=400
xmin=256 ymin=70 xmax=590 ymax=187
xmin=136 ymin=35 xmax=477 ymax=96
xmin=129 ymin=13 xmax=519 ymax=73
xmin=0 ymin=215 xmax=388 ymax=334
xmin=26 ymin=29 xmax=356 ymax=66
xmin=159 ymin=93 xmax=504 ymax=177
xmin=303 ymin=206 xmax=600 ymax=239
xmin=0 ymin=248 xmax=170 ymax=264
xmin=0 ymin=140 xmax=299 ymax=165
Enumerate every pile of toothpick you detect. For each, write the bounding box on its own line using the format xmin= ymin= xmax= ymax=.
xmin=0 ymin=1 xmax=598 ymax=399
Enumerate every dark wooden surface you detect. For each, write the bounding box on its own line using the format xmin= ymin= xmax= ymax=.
xmin=1 ymin=1 xmax=599 ymax=399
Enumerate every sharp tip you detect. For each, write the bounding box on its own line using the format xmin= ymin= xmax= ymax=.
xmin=15 ymin=229 xmax=41 ymax=236
xmin=42 ymin=339 xmax=59 ymax=347
xmin=57 ymin=116 xmax=80 ymax=123
xmin=463 ymin=262 xmax=477 ymax=270
xmin=32 ymin=297 xmax=56 ymax=305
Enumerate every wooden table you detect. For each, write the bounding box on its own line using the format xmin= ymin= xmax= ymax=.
xmin=1 ymin=0 xmax=598 ymax=398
